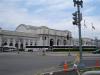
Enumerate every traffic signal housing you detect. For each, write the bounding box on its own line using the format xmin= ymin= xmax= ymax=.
xmin=73 ymin=0 xmax=77 ymax=7
xmin=72 ymin=11 xmax=78 ymax=25
xmin=79 ymin=13 xmax=82 ymax=22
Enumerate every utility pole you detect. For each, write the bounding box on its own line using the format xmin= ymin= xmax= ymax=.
xmin=72 ymin=0 xmax=84 ymax=68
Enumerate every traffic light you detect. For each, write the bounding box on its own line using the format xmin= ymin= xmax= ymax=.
xmin=79 ymin=13 xmax=82 ymax=22
xmin=73 ymin=0 xmax=76 ymax=7
xmin=73 ymin=0 xmax=76 ymax=2
xmin=73 ymin=0 xmax=83 ymax=8
xmin=72 ymin=11 xmax=78 ymax=25
xmin=80 ymin=0 xmax=83 ymax=8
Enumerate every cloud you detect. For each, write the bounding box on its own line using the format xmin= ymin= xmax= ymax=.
xmin=81 ymin=15 xmax=100 ymax=38
xmin=0 ymin=0 xmax=100 ymax=38
xmin=0 ymin=0 xmax=73 ymax=26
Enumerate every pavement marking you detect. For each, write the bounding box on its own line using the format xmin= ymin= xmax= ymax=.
xmin=35 ymin=66 xmax=61 ymax=75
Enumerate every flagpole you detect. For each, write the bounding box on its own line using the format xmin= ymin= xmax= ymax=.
xmin=91 ymin=23 xmax=93 ymax=46
xmin=91 ymin=23 xmax=96 ymax=46
xmin=91 ymin=23 xmax=95 ymax=39
xmin=83 ymin=20 xmax=86 ymax=38
xmin=92 ymin=23 xmax=93 ymax=39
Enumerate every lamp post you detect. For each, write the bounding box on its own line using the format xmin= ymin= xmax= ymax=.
xmin=72 ymin=0 xmax=84 ymax=68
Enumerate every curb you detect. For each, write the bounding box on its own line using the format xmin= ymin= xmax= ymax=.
xmin=42 ymin=68 xmax=74 ymax=75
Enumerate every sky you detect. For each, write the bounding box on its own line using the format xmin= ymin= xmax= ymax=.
xmin=0 ymin=0 xmax=100 ymax=39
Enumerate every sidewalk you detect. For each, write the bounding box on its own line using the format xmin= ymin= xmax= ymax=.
xmin=46 ymin=52 xmax=100 ymax=57
xmin=0 ymin=51 xmax=100 ymax=57
xmin=42 ymin=69 xmax=78 ymax=75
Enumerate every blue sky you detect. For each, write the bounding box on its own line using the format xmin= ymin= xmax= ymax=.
xmin=0 ymin=0 xmax=100 ymax=39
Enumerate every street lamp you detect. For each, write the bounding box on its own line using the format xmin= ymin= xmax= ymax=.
xmin=72 ymin=0 xmax=84 ymax=68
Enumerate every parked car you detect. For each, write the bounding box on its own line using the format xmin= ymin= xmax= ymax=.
xmin=2 ymin=46 xmax=16 ymax=52
xmin=92 ymin=49 xmax=100 ymax=54
xmin=28 ymin=49 xmax=33 ymax=52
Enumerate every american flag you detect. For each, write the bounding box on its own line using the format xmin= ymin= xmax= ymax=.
xmin=84 ymin=20 xmax=87 ymax=28
xmin=91 ymin=23 xmax=95 ymax=30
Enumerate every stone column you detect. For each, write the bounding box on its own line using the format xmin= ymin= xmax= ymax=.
xmin=39 ymin=36 xmax=43 ymax=46
xmin=13 ymin=39 xmax=16 ymax=47
xmin=23 ymin=39 xmax=26 ymax=49
xmin=0 ymin=36 xmax=2 ymax=47
xmin=18 ymin=40 xmax=21 ymax=49
xmin=0 ymin=28 xmax=2 ymax=47
xmin=7 ymin=38 xmax=10 ymax=46
xmin=28 ymin=39 xmax=30 ymax=46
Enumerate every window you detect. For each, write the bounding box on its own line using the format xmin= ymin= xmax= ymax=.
xmin=57 ymin=39 xmax=60 ymax=46
xmin=9 ymin=42 xmax=13 ymax=46
xmin=63 ymin=40 xmax=66 ymax=45
xmin=15 ymin=43 xmax=18 ymax=48
xmin=4 ymin=42 xmax=7 ymax=46
xmin=30 ymin=42 xmax=33 ymax=45
xmin=34 ymin=42 xmax=37 ymax=46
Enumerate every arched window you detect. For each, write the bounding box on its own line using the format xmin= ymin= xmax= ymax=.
xmin=67 ymin=35 xmax=69 ymax=40
xmin=42 ymin=36 xmax=46 ymax=40
xmin=4 ymin=42 xmax=7 ymax=46
xmin=57 ymin=39 xmax=60 ymax=46
xmin=10 ymin=38 xmax=13 ymax=45
xmin=34 ymin=42 xmax=37 ymax=46
xmin=15 ymin=43 xmax=18 ymax=48
xmin=20 ymin=43 xmax=23 ymax=49
xmin=9 ymin=42 xmax=13 ymax=46
xmin=30 ymin=42 xmax=33 ymax=45
xmin=63 ymin=40 xmax=66 ymax=45
xmin=50 ymin=39 xmax=54 ymax=46
xmin=2 ymin=38 xmax=7 ymax=46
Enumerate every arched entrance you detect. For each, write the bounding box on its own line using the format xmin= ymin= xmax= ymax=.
xmin=57 ymin=39 xmax=60 ymax=46
xmin=50 ymin=39 xmax=54 ymax=46
xmin=3 ymin=42 xmax=7 ymax=46
xmin=15 ymin=43 xmax=18 ymax=48
xmin=20 ymin=43 xmax=23 ymax=49
xmin=9 ymin=42 xmax=13 ymax=46
xmin=20 ymin=43 xmax=24 ymax=51
xmin=63 ymin=40 xmax=66 ymax=45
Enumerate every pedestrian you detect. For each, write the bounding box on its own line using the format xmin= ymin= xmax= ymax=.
xmin=73 ymin=63 xmax=78 ymax=71
xmin=42 ymin=49 xmax=45 ymax=56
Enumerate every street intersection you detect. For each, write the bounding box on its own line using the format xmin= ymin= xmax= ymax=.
xmin=0 ymin=52 xmax=100 ymax=75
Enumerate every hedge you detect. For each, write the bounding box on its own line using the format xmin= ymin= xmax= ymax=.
xmin=52 ymin=48 xmax=96 ymax=52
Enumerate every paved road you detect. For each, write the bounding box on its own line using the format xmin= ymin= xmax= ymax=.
xmin=0 ymin=52 xmax=75 ymax=75
xmin=44 ymin=70 xmax=79 ymax=75
xmin=0 ymin=52 xmax=100 ymax=75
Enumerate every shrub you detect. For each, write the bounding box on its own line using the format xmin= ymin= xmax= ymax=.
xmin=53 ymin=48 xmax=96 ymax=52
xmin=19 ymin=49 xmax=25 ymax=51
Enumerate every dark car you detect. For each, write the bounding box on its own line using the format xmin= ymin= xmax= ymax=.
xmin=92 ymin=49 xmax=100 ymax=54
xmin=28 ymin=49 xmax=33 ymax=52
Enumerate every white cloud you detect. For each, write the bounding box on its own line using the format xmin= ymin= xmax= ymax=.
xmin=0 ymin=0 xmax=100 ymax=39
xmin=0 ymin=0 xmax=73 ymax=26
xmin=81 ymin=15 xmax=100 ymax=38
xmin=83 ymin=7 xmax=95 ymax=15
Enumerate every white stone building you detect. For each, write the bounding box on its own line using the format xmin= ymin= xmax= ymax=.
xmin=72 ymin=38 xmax=95 ymax=46
xmin=0 ymin=24 xmax=72 ymax=51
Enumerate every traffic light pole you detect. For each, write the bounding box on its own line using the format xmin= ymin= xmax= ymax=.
xmin=77 ymin=4 xmax=82 ymax=64
xmin=73 ymin=0 xmax=85 ymax=68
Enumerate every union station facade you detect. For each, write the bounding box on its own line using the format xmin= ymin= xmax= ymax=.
xmin=0 ymin=24 xmax=72 ymax=51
